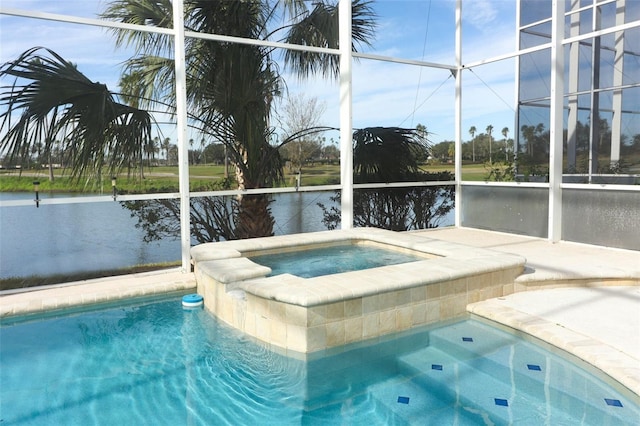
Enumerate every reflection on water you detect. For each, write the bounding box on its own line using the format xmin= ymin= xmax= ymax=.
xmin=0 ymin=191 xmax=453 ymax=279
xmin=0 ymin=193 xmax=178 ymax=278
xmin=2 ymin=299 xmax=636 ymax=425
xmin=0 ymin=192 xmax=333 ymax=278
xmin=251 ymin=244 xmax=426 ymax=278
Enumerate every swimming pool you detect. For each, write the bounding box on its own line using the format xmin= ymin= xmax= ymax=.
xmin=1 ymin=296 xmax=637 ymax=425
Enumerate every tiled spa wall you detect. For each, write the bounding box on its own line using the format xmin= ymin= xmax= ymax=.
xmin=195 ymin=265 xmax=520 ymax=354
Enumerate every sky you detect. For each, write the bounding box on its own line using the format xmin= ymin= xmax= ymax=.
xmin=0 ymin=0 xmax=520 ymax=146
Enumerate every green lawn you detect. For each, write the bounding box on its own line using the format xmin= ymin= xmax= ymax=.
xmin=422 ymin=162 xmax=488 ymax=181
xmin=0 ymin=162 xmax=503 ymax=193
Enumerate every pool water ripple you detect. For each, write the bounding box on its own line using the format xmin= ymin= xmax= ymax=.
xmin=1 ymin=296 xmax=638 ymax=425
xmin=251 ymin=244 xmax=426 ymax=278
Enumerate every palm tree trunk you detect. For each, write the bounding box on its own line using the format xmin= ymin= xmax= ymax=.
xmin=48 ymin=152 xmax=54 ymax=182
xmin=235 ymin=194 xmax=274 ymax=238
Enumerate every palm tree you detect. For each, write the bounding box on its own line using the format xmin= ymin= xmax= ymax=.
xmin=161 ymin=138 xmax=171 ymax=164
xmin=521 ymin=124 xmax=535 ymax=156
xmin=143 ymin=137 xmax=158 ymax=169
xmin=199 ymin=137 xmax=207 ymax=165
xmin=101 ymin=0 xmax=376 ymax=238
xmin=320 ymin=127 xmax=454 ymax=231
xmin=352 ymin=127 xmax=430 ymax=184
xmin=0 ymin=47 xmax=152 ymax=181
xmin=486 ymin=124 xmax=494 ymax=163
xmin=469 ymin=126 xmax=476 ymax=162
xmin=501 ymin=127 xmax=509 ymax=161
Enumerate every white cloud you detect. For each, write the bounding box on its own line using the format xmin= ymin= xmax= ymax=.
xmin=1 ymin=0 xmax=100 ymax=18
xmin=462 ymin=0 xmax=500 ymax=31
xmin=1 ymin=0 xmax=521 ymax=144
xmin=322 ymin=63 xmax=454 ymax=137
xmin=281 ymin=50 xmax=517 ymax=143
xmin=1 ymin=15 xmax=128 ymax=90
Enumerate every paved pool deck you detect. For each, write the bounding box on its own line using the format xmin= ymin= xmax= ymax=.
xmin=0 ymin=268 xmax=196 ymax=317
xmin=1 ymin=227 xmax=639 ymax=396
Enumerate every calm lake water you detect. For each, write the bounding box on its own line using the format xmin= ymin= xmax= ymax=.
xmin=0 ymin=191 xmax=453 ymax=279
xmin=0 ymin=192 xmax=331 ymax=279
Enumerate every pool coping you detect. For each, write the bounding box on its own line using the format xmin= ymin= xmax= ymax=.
xmin=0 ymin=268 xmax=196 ymax=319
xmin=191 ymin=228 xmax=527 ymax=354
xmin=191 ymin=227 xmax=526 ymax=307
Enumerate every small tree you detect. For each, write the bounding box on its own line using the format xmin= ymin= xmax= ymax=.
xmin=124 ymin=178 xmax=243 ymax=242
xmin=278 ymin=94 xmax=327 ymax=174
xmin=204 ymin=143 xmax=227 ymax=165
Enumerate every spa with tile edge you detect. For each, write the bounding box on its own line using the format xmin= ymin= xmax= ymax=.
xmin=191 ymin=228 xmax=525 ymax=353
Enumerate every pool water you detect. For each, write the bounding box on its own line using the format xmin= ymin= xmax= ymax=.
xmin=1 ymin=297 xmax=638 ymax=425
xmin=250 ymin=244 xmax=425 ymax=278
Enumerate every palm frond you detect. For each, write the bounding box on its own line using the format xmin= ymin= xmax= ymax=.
xmin=121 ymin=55 xmax=176 ymax=110
xmin=0 ymin=47 xmax=152 ymax=178
xmin=101 ymin=0 xmax=173 ymax=56
xmin=283 ymin=0 xmax=377 ymax=79
xmin=353 ymin=127 xmax=431 ymax=183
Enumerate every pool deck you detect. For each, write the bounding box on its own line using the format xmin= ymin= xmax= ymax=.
xmin=0 ymin=268 xmax=196 ymax=317
xmin=1 ymin=227 xmax=639 ymax=396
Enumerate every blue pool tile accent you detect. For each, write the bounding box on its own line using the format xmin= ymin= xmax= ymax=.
xmin=604 ymin=398 xmax=623 ymax=407
xmin=527 ymin=364 xmax=542 ymax=371
xmin=397 ymin=396 xmax=410 ymax=404
xmin=462 ymin=337 xmax=473 ymax=342
xmin=432 ymin=364 xmax=443 ymax=371
xmin=494 ymin=398 xmax=509 ymax=407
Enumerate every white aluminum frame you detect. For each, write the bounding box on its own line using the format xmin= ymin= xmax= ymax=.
xmin=1 ymin=0 xmax=639 ymax=273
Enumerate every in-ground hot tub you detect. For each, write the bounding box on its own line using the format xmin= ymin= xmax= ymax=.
xmin=248 ymin=240 xmax=434 ymax=278
xmin=190 ymin=228 xmax=525 ymax=354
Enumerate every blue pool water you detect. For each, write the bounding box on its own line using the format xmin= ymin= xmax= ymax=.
xmin=251 ymin=244 xmax=425 ymax=278
xmin=1 ymin=296 xmax=638 ymax=425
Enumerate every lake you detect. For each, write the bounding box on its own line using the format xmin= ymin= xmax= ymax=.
xmin=0 ymin=191 xmax=453 ymax=279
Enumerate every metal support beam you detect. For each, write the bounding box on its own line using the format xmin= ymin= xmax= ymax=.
xmin=173 ymin=0 xmax=192 ymax=272
xmin=339 ymin=0 xmax=353 ymax=229
xmin=566 ymin=0 xmax=580 ymax=171
xmin=454 ymin=0 xmax=462 ymax=227
xmin=589 ymin=6 xmax=602 ymax=178
xmin=514 ymin=0 xmax=522 ymax=175
xmin=548 ymin=0 xmax=565 ymax=242
xmin=610 ymin=0 xmax=626 ymax=167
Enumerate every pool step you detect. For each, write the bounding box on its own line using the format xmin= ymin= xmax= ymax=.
xmin=367 ymin=344 xmax=608 ymax=425
xmin=391 ymin=322 xmax=633 ymax=424
xmin=367 ymin=346 xmax=509 ymax=424
xmin=301 ymin=320 xmax=634 ymax=424
xmin=425 ymin=321 xmax=625 ymax=408
xmin=366 ymin=371 xmax=491 ymax=425
xmin=426 ymin=320 xmax=519 ymax=361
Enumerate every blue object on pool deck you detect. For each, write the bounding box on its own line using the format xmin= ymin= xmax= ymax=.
xmin=182 ymin=294 xmax=204 ymax=308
